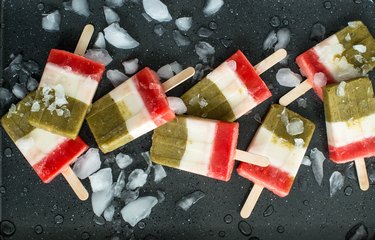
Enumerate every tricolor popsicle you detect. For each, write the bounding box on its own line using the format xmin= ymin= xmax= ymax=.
xmin=86 ymin=67 xmax=195 ymax=153
xmin=181 ymin=49 xmax=287 ymax=121
xmin=280 ymin=21 xmax=375 ymax=105
xmin=237 ymin=104 xmax=315 ymax=218
xmin=150 ymin=116 xmax=269 ymax=182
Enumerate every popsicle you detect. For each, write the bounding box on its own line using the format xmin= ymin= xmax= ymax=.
xmin=280 ymin=21 xmax=375 ymax=106
xmin=1 ymin=93 xmax=89 ymax=200
xmin=237 ymin=104 xmax=315 ymax=218
xmin=28 ymin=25 xmax=105 ymax=139
xmin=323 ymin=77 xmax=375 ymax=191
xmin=181 ymin=49 xmax=287 ymax=121
xmin=150 ymin=116 xmax=269 ymax=182
xmin=86 ymin=67 xmax=195 ymax=153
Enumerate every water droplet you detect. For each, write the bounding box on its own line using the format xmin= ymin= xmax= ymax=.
xmin=323 ymin=1 xmax=332 ymax=9
xmin=52 ymin=204 xmax=58 ymax=212
xmin=209 ymin=21 xmax=217 ymax=30
xmin=1 ymin=221 xmax=16 ymax=236
xmin=208 ymin=230 xmax=215 ymax=236
xmin=93 ymin=215 xmax=105 ymax=226
xmin=270 ymin=16 xmax=281 ymax=27
xmin=221 ymin=38 xmax=233 ymax=48
xmin=303 ymin=200 xmax=310 ymax=206
xmin=353 ymin=0 xmax=362 ymax=3
xmin=344 ymin=186 xmax=353 ymax=196
xmin=249 ymin=237 xmax=260 ymax=240
xmin=0 ymin=186 xmax=6 ymax=194
xmin=223 ymin=214 xmax=233 ymax=224
xmin=282 ymin=18 xmax=289 ymax=26
xmin=238 ymin=221 xmax=252 ymax=236
xmin=37 ymin=2 xmax=44 ymax=11
xmin=81 ymin=232 xmax=90 ymax=239
xmin=277 ymin=225 xmax=285 ymax=233
xmin=263 ymin=205 xmax=274 ymax=217
xmin=34 ymin=225 xmax=43 ymax=234
xmin=218 ymin=231 xmax=225 ymax=237
xmin=4 ymin=148 xmax=12 ymax=157
xmin=23 ymin=187 xmax=28 ymax=193
xmin=54 ymin=215 xmax=64 ymax=224
xmin=138 ymin=221 xmax=146 ymax=229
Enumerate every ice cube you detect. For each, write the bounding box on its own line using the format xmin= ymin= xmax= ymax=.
xmin=105 ymin=0 xmax=124 ymax=8
xmin=336 ymin=81 xmax=347 ymax=97
xmin=310 ymin=23 xmax=326 ymax=41
xmin=170 ymin=61 xmax=183 ymax=74
xmin=294 ymin=138 xmax=305 ymax=148
xmin=329 ymin=171 xmax=345 ymax=197
xmin=153 ymin=165 xmax=167 ymax=183
xmin=122 ymin=189 xmax=140 ymax=205
xmin=173 ymin=30 xmax=191 ymax=47
xmin=12 ymin=83 xmax=27 ymax=99
xmin=274 ymin=28 xmax=290 ymax=51
xmin=92 ymin=185 xmax=115 ymax=216
xmin=0 ymin=88 xmax=13 ymax=107
xmin=346 ymin=223 xmax=368 ymax=240
xmin=276 ymin=68 xmax=302 ymax=87
xmin=42 ymin=10 xmax=61 ymax=32
xmin=89 ymin=168 xmax=113 ymax=192
xmin=121 ymin=196 xmax=158 ymax=227
xmin=198 ymin=27 xmax=213 ymax=38
xmin=203 ymin=0 xmax=224 ymax=17
xmin=157 ymin=64 xmax=174 ymax=79
xmin=195 ymin=41 xmax=215 ymax=62
xmin=154 ymin=24 xmax=166 ymax=36
xmin=310 ymin=148 xmax=326 ymax=186
xmin=122 ymin=58 xmax=139 ymax=75
xmin=176 ymin=191 xmax=205 ymax=211
xmin=62 ymin=0 xmax=73 ymax=10
xmin=167 ymin=97 xmax=187 ymax=115
xmin=263 ymin=30 xmax=277 ymax=50
xmin=73 ymin=148 xmax=101 ymax=179
xmin=31 ymin=101 xmax=40 ymax=112
xmin=26 ymin=77 xmax=39 ymax=91
xmin=142 ymin=152 xmax=153 ymax=174
xmin=297 ymin=98 xmax=307 ymax=108
xmin=114 ymin=171 xmax=126 ymax=197
xmin=103 ymin=6 xmax=120 ymax=25
xmin=24 ymin=60 xmax=40 ymax=74
xmin=106 ymin=69 xmax=129 ymax=87
xmin=84 ymin=49 xmax=113 ymax=66
xmin=286 ymin=118 xmax=304 ymax=136
xmin=142 ymin=13 xmax=153 ymax=22
xmin=198 ymin=98 xmax=208 ymax=108
xmin=126 ymin=169 xmax=148 ymax=190
xmin=353 ymin=44 xmax=367 ymax=53
xmin=301 ymin=156 xmax=311 ymax=166
xmin=104 ymin=205 xmax=115 ymax=222
xmin=345 ymin=33 xmax=351 ymax=42
xmin=115 ymin=153 xmax=133 ymax=169
xmin=175 ymin=17 xmax=192 ymax=31
xmin=7 ymin=104 xmax=17 ymax=118
xmin=313 ymin=72 xmax=327 ymax=87
xmin=72 ymin=0 xmax=90 ymax=17
xmin=93 ymin=32 xmax=106 ymax=49
xmin=53 ymin=84 xmax=68 ymax=106
xmin=156 ymin=190 xmax=165 ymax=203
xmin=104 ymin=23 xmax=139 ymax=49
xmin=142 ymin=0 xmax=172 ymax=22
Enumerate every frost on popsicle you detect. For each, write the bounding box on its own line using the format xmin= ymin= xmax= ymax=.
xmin=142 ymin=0 xmax=172 ymax=22
xmin=176 ymin=191 xmax=206 ymax=211
xmin=121 ymin=196 xmax=158 ymax=227
xmin=104 ymin=23 xmax=140 ymax=49
xmin=37 ymin=85 xmax=71 ymax=118
xmin=336 ymin=81 xmax=347 ymax=96
xmin=329 ymin=171 xmax=345 ymax=197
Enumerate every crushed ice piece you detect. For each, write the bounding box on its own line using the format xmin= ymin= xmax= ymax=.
xmin=221 ymin=38 xmax=233 ymax=48
xmin=85 ymin=49 xmax=113 ymax=66
xmin=142 ymin=12 xmax=153 ymax=22
xmin=274 ymin=28 xmax=290 ymax=51
xmin=153 ymin=165 xmax=167 ymax=183
xmin=286 ymin=118 xmax=304 ymax=136
xmin=0 ymin=88 xmax=13 ymax=107
xmin=336 ymin=81 xmax=347 ymax=97
xmin=170 ymin=61 xmax=183 ymax=74
xmin=173 ymin=30 xmax=191 ymax=47
xmin=154 ymin=24 xmax=166 ymax=36
xmin=62 ymin=0 xmax=73 ymax=10
xmin=156 ymin=190 xmax=165 ymax=203
xmin=92 ymin=185 xmax=114 ymax=216
xmin=142 ymin=0 xmax=172 ymax=22
xmin=89 ymin=168 xmax=113 ymax=192
xmin=198 ymin=27 xmax=213 ymax=38
xmin=106 ymin=69 xmax=128 ymax=87
xmin=126 ymin=169 xmax=148 ymax=190
xmin=104 ymin=205 xmax=115 ymax=222
xmin=313 ymin=72 xmax=327 ymax=87
xmin=353 ymin=44 xmax=366 ymax=53
xmin=203 ymin=0 xmax=224 ymax=17
xmin=263 ymin=30 xmax=277 ymax=50
xmin=105 ymin=0 xmax=125 ymax=8
xmin=157 ymin=64 xmax=174 ymax=79
xmin=167 ymin=97 xmax=187 ymax=114
xmin=114 ymin=171 xmax=126 ymax=197
xmin=301 ymin=156 xmax=311 ymax=166
xmin=329 ymin=171 xmax=345 ymax=197
xmin=276 ymin=68 xmax=302 ymax=87
xmin=103 ymin=6 xmax=120 ymax=24
xmin=310 ymin=23 xmax=326 ymax=41
xmin=297 ymin=98 xmax=307 ymax=108
xmin=310 ymin=148 xmax=326 ymax=186
xmin=294 ymin=138 xmax=305 ymax=148
xmin=142 ymin=152 xmax=153 ymax=174
xmin=354 ymin=54 xmax=364 ymax=63
xmin=198 ymin=98 xmax=208 ymax=108
xmin=31 ymin=101 xmax=40 ymax=112
xmin=53 ymin=84 xmax=68 ymax=106
xmin=254 ymin=113 xmax=262 ymax=123
xmin=345 ymin=33 xmax=351 ymax=41
xmin=27 ymin=77 xmax=39 ymax=91
xmin=121 ymin=196 xmax=158 ymax=227
xmin=195 ymin=41 xmax=215 ymax=62
xmin=175 ymin=17 xmax=192 ymax=31
xmin=42 ymin=10 xmax=61 ymax=32
xmin=122 ymin=189 xmax=140 ymax=205
xmin=93 ymin=32 xmax=106 ymax=49
xmin=227 ymin=60 xmax=237 ymax=71
xmin=122 ymin=58 xmax=139 ymax=75
xmin=104 ymin=23 xmax=139 ymax=49
xmin=12 ymin=83 xmax=27 ymax=99
xmin=7 ymin=104 xmax=17 ymax=118
xmin=115 ymin=153 xmax=133 ymax=169
xmin=348 ymin=21 xmax=360 ymax=28
xmin=72 ymin=0 xmax=90 ymax=17
xmin=346 ymin=223 xmax=368 ymax=240
xmin=176 ymin=191 xmax=205 ymax=211
xmin=24 ymin=60 xmax=40 ymax=74
xmin=73 ymin=148 xmax=101 ymax=179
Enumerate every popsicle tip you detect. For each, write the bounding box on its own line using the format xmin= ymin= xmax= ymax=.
xmin=78 ymin=191 xmax=90 ymax=201
xmin=360 ymin=184 xmax=370 ymax=191
xmin=276 ymin=48 xmax=288 ymax=58
xmin=84 ymin=24 xmax=95 ymax=31
xmin=240 ymin=209 xmax=250 ymax=219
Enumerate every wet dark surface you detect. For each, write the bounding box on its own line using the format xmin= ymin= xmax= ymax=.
xmin=1 ymin=0 xmax=375 ymax=239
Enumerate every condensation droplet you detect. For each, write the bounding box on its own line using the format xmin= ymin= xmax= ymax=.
xmin=218 ymin=231 xmax=225 ymax=237
xmin=81 ymin=232 xmax=90 ymax=239
xmin=37 ymin=2 xmax=44 ymax=11
xmin=0 ymin=186 xmax=6 ymax=194
xmin=277 ymin=225 xmax=285 ymax=233
xmin=270 ymin=16 xmax=281 ymax=27
xmin=344 ymin=186 xmax=353 ymax=196
xmin=1 ymin=221 xmax=16 ymax=236
xmin=4 ymin=148 xmax=12 ymax=157
xmin=323 ymin=1 xmax=332 ymax=9
xmin=263 ymin=205 xmax=274 ymax=217
xmin=282 ymin=18 xmax=289 ymax=26
xmin=138 ymin=221 xmax=146 ymax=229
xmin=224 ymin=214 xmax=233 ymax=224
xmin=93 ymin=215 xmax=105 ymax=226
xmin=303 ymin=200 xmax=310 ymax=206
xmin=34 ymin=225 xmax=43 ymax=234
xmin=238 ymin=221 xmax=252 ymax=236
xmin=54 ymin=215 xmax=64 ymax=224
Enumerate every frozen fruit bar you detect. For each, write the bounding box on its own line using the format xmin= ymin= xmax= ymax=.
xmin=150 ymin=116 xmax=238 ymax=181
xmin=1 ymin=93 xmax=88 ymax=183
xmin=297 ymin=21 xmax=375 ymax=99
xmin=29 ymin=49 xmax=105 ymax=139
xmin=323 ymin=77 xmax=375 ymax=163
xmin=181 ymin=50 xmax=271 ymax=122
xmin=86 ymin=67 xmax=175 ymax=153
xmin=237 ymin=104 xmax=315 ymax=197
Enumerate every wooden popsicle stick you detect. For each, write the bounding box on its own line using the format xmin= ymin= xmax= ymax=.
xmin=240 ymin=184 xmax=264 ymax=218
xmin=279 ymin=80 xmax=312 ymax=106
xmin=355 ymin=158 xmax=369 ymax=191
xmin=62 ymin=167 xmax=89 ymax=201
xmin=74 ymin=24 xmax=95 ymax=56
xmin=235 ymin=149 xmax=269 ymax=167
xmin=161 ymin=67 xmax=195 ymax=92
xmin=254 ymin=48 xmax=287 ymax=75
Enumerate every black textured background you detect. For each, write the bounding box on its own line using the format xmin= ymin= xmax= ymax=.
xmin=1 ymin=0 xmax=375 ymax=239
